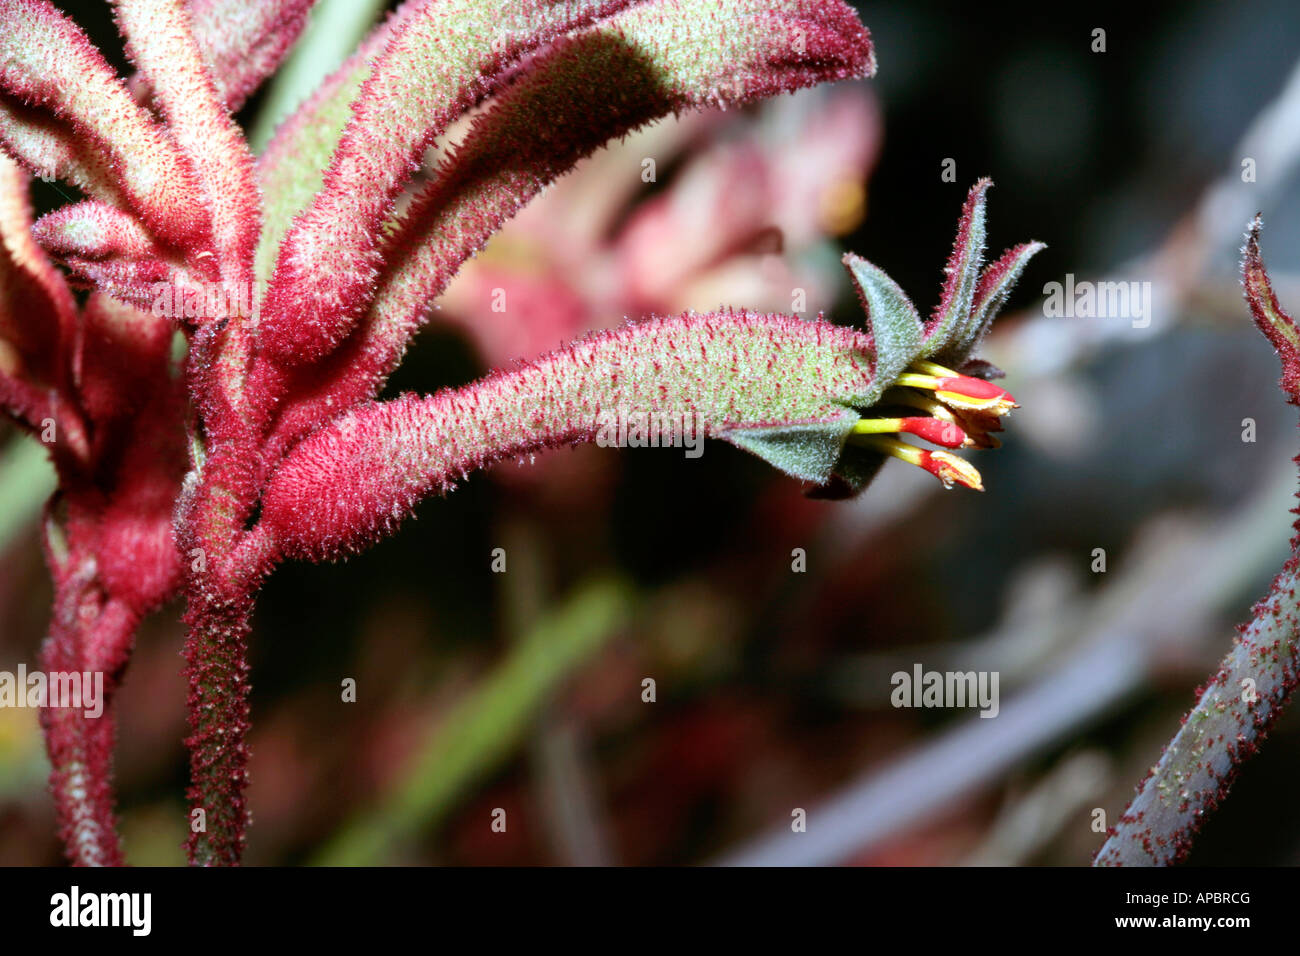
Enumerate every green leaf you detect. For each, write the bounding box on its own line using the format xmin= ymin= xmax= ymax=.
xmin=721 ymin=409 xmax=860 ymax=485
xmin=842 ymin=252 xmax=924 ymax=406
xmin=311 ymin=576 xmax=631 ymax=865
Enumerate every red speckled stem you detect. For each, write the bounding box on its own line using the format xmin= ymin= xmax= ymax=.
xmin=1095 ymin=562 xmax=1300 ymax=865
xmin=179 ymin=523 xmax=276 ymax=866
xmin=1098 ymin=226 xmax=1300 ymax=865
xmin=181 ymin=593 xmax=255 ymax=866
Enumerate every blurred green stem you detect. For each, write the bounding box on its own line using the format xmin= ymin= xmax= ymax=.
xmin=0 ymin=436 xmax=56 ymax=554
xmin=247 ymin=0 xmax=387 ymax=154
xmin=313 ymin=576 xmax=631 ymax=865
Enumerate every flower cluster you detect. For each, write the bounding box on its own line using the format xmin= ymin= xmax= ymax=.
xmin=0 ymin=0 xmax=1038 ymax=866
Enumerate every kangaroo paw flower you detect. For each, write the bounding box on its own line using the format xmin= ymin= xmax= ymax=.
xmin=810 ymin=181 xmax=1040 ymax=496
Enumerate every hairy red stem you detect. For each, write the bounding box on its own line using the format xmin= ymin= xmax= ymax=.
xmin=179 ymin=526 xmax=275 ymax=865
xmin=181 ymin=594 xmax=253 ymax=865
xmin=38 ymin=544 xmax=139 ymax=866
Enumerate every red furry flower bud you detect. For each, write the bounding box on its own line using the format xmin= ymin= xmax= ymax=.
xmin=0 ymin=0 xmax=209 ymax=249
xmin=148 ymin=0 xmax=314 ymax=113
xmin=258 ymin=0 xmax=875 ymax=374
xmin=257 ymin=0 xmax=645 ymax=366
xmin=261 ymin=310 xmax=881 ymax=562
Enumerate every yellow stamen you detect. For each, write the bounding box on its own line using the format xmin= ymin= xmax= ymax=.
xmin=895 ymin=371 xmax=946 ymax=391
xmin=858 ymin=434 xmax=924 ymax=464
xmin=883 ymin=388 xmax=958 ymax=421
xmin=857 ymin=436 xmax=985 ymax=491
xmin=850 ymin=417 xmax=906 ymax=436
xmin=912 ymin=359 xmax=962 ymax=377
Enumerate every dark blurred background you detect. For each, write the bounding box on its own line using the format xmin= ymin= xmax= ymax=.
xmin=4 ymin=0 xmax=1300 ymax=865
